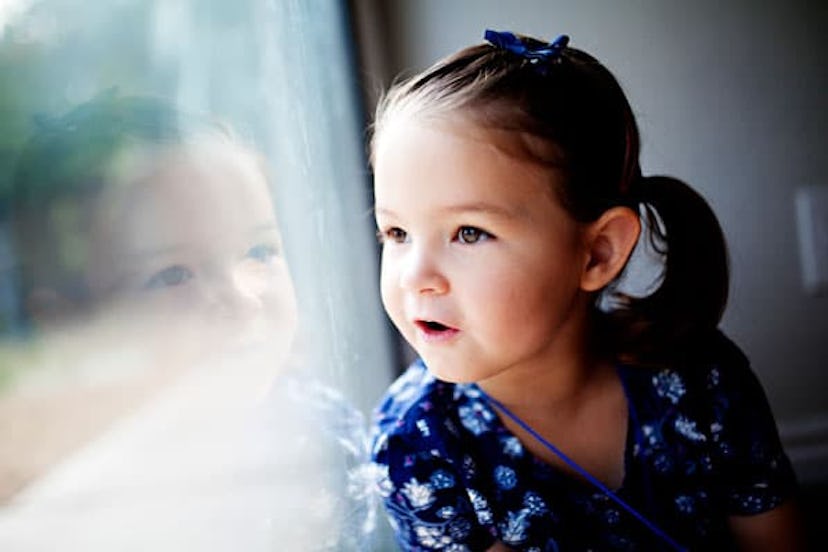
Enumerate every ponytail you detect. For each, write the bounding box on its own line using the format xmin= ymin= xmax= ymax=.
xmin=601 ymin=175 xmax=729 ymax=366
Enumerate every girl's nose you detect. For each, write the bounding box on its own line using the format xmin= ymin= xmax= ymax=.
xmin=204 ymin=268 xmax=264 ymax=321
xmin=398 ymin=246 xmax=449 ymax=295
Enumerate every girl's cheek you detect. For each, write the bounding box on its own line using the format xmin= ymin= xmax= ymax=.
xmin=234 ymin=263 xmax=270 ymax=297
xmin=379 ymin=263 xmax=399 ymax=312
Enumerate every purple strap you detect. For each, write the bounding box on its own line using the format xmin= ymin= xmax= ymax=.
xmin=480 ymin=390 xmax=687 ymax=551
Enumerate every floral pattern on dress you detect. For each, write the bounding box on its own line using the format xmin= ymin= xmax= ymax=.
xmin=458 ymin=401 xmax=495 ymax=435
xmin=371 ymin=332 xmax=797 ymax=550
xmin=653 ymin=370 xmax=686 ymax=404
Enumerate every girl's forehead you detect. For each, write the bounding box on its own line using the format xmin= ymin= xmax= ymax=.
xmin=374 ymin=116 xmax=563 ymax=221
xmin=378 ymin=109 xmax=563 ymax=173
xmin=376 ymin=115 xmax=559 ymax=192
xmin=90 ymin=143 xmax=278 ymax=256
xmin=103 ymin=142 xmax=268 ymax=208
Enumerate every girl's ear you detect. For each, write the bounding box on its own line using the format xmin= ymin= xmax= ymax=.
xmin=580 ymin=206 xmax=641 ymax=292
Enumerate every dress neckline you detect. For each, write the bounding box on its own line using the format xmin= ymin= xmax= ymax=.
xmin=467 ymin=367 xmax=686 ymax=551
xmin=466 ymin=363 xmax=637 ymax=495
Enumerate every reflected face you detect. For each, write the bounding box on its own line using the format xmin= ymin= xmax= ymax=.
xmin=86 ymin=142 xmax=297 ymax=364
xmin=374 ymin=117 xmax=588 ymax=384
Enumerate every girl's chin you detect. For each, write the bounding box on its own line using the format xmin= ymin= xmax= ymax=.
xmin=422 ymin=363 xmax=474 ymax=385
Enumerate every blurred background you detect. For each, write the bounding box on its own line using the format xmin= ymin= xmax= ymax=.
xmin=0 ymin=0 xmax=825 ymax=549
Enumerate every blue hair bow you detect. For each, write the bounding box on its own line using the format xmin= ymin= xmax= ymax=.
xmin=484 ymin=29 xmax=569 ymax=64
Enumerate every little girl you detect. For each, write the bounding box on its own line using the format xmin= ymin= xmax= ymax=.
xmin=370 ymin=30 xmax=803 ymax=551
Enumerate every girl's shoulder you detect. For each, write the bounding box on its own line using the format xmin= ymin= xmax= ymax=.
xmin=623 ymin=329 xmax=757 ymax=404
xmin=619 ymin=328 xmax=786 ymax=459
xmin=682 ymin=328 xmax=750 ymax=374
xmin=623 ymin=330 xmax=798 ymax=516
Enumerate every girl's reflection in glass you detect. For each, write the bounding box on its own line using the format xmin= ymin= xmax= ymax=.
xmin=13 ymin=93 xmax=296 ymax=383
xmin=2 ymin=93 xmax=368 ymax=550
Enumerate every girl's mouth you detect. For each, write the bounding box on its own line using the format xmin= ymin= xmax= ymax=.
xmin=414 ymin=319 xmax=459 ymax=341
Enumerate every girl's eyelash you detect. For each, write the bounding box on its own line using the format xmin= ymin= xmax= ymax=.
xmin=377 ymin=227 xmax=407 ymax=243
xmin=144 ymin=265 xmax=193 ymax=290
xmin=246 ymin=242 xmax=280 ymax=262
xmin=376 ymin=226 xmax=493 ymax=244
xmin=454 ymin=225 xmax=493 ymax=244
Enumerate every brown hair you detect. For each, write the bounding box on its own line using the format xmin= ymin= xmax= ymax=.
xmin=371 ymin=33 xmax=729 ymax=366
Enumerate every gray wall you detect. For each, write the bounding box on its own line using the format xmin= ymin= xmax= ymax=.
xmin=371 ymin=0 xmax=828 ymax=481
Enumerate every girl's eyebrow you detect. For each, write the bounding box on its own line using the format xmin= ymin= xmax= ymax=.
xmin=128 ymin=223 xmax=282 ymax=262
xmin=441 ymin=201 xmax=528 ymax=220
xmin=126 ymin=244 xmax=191 ymax=263
xmin=247 ymin=222 xmax=282 ymax=235
xmin=375 ymin=202 xmax=528 ymax=220
xmin=374 ymin=206 xmax=395 ymax=217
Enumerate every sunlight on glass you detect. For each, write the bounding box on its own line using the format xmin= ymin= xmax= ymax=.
xmin=0 ymin=0 xmax=34 ymax=34
xmin=0 ymin=0 xmax=392 ymax=550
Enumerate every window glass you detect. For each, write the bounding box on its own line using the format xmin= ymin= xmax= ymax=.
xmin=0 ymin=1 xmax=393 ymax=549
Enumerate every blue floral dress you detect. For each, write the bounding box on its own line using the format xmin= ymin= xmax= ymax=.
xmin=371 ymin=331 xmax=797 ymax=551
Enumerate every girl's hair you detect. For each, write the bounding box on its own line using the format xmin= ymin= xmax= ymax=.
xmin=371 ymin=33 xmax=729 ymax=367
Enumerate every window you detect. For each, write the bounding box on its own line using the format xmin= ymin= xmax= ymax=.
xmin=0 ymin=0 xmax=394 ymax=549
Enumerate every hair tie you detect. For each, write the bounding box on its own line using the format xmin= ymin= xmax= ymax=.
xmin=484 ymin=29 xmax=569 ymax=66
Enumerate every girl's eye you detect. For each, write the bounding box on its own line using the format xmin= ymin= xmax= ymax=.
xmin=456 ymin=226 xmax=490 ymax=244
xmin=378 ymin=227 xmax=407 ymax=244
xmin=144 ymin=265 xmax=193 ymax=290
xmin=246 ymin=243 xmax=279 ymax=263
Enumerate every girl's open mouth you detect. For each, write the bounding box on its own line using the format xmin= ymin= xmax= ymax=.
xmin=414 ymin=320 xmax=459 ymax=340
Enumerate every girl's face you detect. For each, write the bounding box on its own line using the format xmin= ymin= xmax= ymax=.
xmin=374 ymin=117 xmax=591 ymax=385
xmin=86 ymin=142 xmax=298 ymax=369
